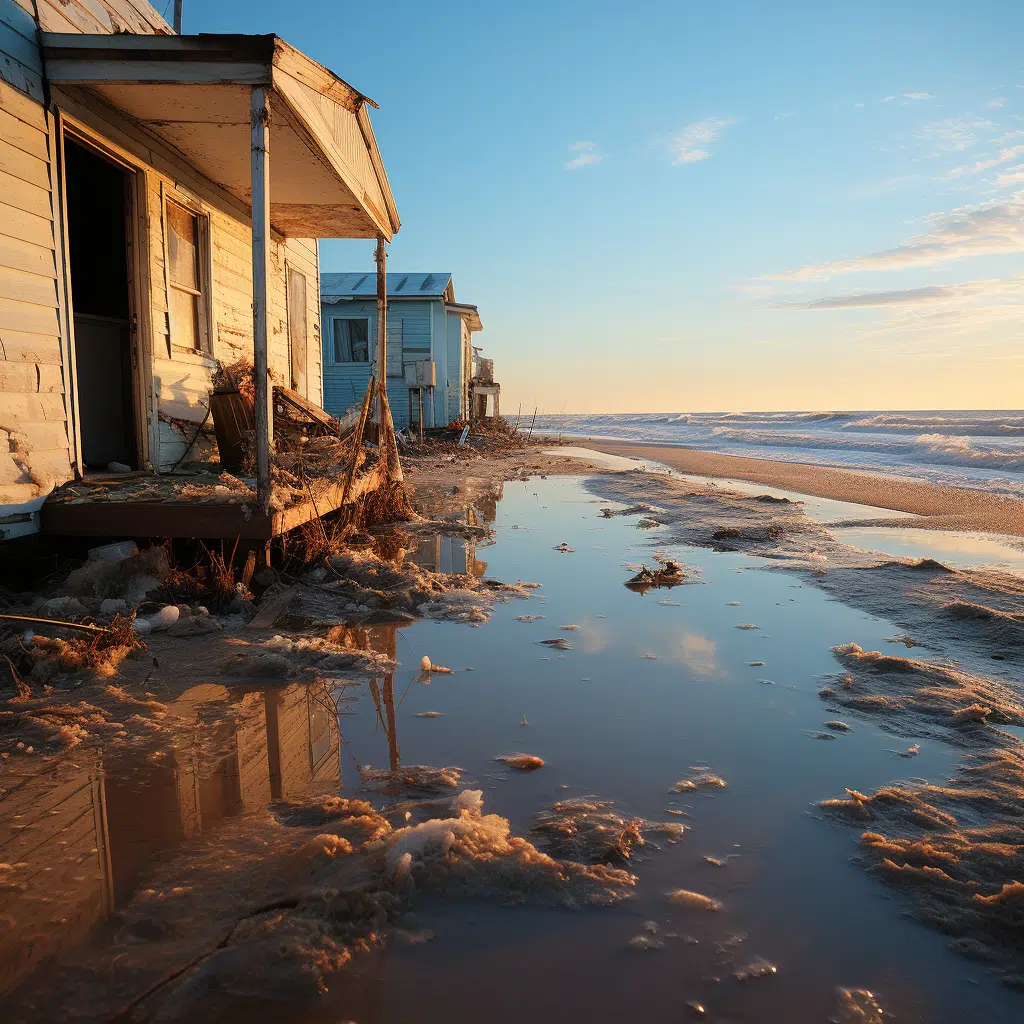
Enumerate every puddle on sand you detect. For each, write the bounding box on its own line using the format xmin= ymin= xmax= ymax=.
xmin=834 ymin=525 xmax=1024 ymax=573
xmin=3 ymin=476 xmax=1022 ymax=1023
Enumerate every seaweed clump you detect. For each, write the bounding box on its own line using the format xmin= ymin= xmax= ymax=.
xmin=819 ymin=643 xmax=1024 ymax=985
xmin=531 ymin=797 xmax=684 ymax=864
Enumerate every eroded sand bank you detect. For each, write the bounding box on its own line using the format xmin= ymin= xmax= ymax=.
xmin=575 ymin=439 xmax=1024 ymax=537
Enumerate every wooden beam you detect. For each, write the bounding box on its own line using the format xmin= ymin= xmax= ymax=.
xmin=273 ymin=384 xmax=338 ymax=434
xmin=374 ymin=235 xmax=387 ymax=426
xmin=251 ymin=85 xmax=272 ymax=514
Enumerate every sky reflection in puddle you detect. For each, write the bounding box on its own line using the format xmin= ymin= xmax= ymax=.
xmin=3 ymin=475 xmax=1021 ymax=1023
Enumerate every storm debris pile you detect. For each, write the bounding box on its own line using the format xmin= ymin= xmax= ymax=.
xmin=287 ymin=548 xmax=538 ymax=626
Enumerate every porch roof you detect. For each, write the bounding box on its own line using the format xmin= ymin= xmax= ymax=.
xmin=40 ymin=33 xmax=400 ymax=240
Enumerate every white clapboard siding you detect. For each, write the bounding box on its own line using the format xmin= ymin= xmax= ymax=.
xmin=0 ymin=74 xmax=72 ymax=510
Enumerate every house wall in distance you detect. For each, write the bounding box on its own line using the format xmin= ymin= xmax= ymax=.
xmin=322 ymin=297 xmax=453 ymax=430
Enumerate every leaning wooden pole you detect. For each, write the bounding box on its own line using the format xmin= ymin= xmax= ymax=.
xmin=374 ymin=235 xmax=387 ymax=428
xmin=250 ymin=86 xmax=272 ymax=514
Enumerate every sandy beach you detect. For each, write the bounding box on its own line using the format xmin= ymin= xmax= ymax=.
xmin=574 ymin=438 xmax=1024 ymax=537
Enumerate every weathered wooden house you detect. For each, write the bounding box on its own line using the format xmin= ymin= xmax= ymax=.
xmin=0 ymin=0 xmax=399 ymax=541
xmin=320 ymin=272 xmax=483 ymax=430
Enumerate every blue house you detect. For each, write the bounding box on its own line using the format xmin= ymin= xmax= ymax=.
xmin=320 ymin=273 xmax=484 ymax=430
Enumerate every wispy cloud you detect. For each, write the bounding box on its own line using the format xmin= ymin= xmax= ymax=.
xmin=854 ymin=278 xmax=1024 ymax=340
xmin=768 ymin=189 xmax=1024 ymax=281
xmin=988 ymin=97 xmax=1008 ymax=108
xmin=995 ymin=164 xmax=1024 ymax=188
xmin=772 ymin=278 xmax=1024 ymax=351
xmin=903 ymin=91 xmax=934 ymax=101
xmin=667 ymin=117 xmax=734 ymax=165
xmin=777 ymin=281 xmax=1005 ymax=310
xmin=918 ymin=116 xmax=998 ymax=153
xmin=940 ymin=144 xmax=1024 ymax=180
xmin=563 ymin=141 xmax=603 ymax=170
xmin=881 ymin=95 xmax=897 ymax=103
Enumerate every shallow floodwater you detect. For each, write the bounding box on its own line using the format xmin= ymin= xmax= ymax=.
xmin=5 ymin=475 xmax=1023 ymax=1022
xmin=833 ymin=525 xmax=1024 ymax=573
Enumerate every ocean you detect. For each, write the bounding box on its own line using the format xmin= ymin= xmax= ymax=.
xmin=530 ymin=410 xmax=1024 ymax=497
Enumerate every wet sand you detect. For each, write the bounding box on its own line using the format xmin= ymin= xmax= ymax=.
xmin=575 ymin=439 xmax=1024 ymax=537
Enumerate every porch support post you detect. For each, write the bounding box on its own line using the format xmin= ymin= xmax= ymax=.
xmin=374 ymin=234 xmax=387 ymax=425
xmin=251 ymin=85 xmax=272 ymax=514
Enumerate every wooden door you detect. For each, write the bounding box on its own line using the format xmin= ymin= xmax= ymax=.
xmin=287 ymin=266 xmax=308 ymax=397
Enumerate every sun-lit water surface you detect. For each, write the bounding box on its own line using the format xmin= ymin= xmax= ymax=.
xmin=6 ymin=475 xmax=1022 ymax=1022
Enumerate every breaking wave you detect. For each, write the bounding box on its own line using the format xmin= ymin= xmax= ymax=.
xmin=530 ymin=409 xmax=1024 ymax=497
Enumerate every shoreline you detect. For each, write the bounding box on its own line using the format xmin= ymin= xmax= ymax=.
xmin=570 ymin=437 xmax=1024 ymax=538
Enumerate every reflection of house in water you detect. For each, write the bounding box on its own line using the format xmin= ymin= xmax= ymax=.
xmin=0 ymin=680 xmax=340 ymax=996
xmin=403 ymin=481 xmax=502 ymax=577
xmin=405 ymin=532 xmax=489 ymax=577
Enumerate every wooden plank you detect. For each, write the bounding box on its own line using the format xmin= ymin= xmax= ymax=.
xmin=38 ymin=0 xmax=111 ymax=32
xmin=273 ymin=384 xmax=337 ymax=433
xmin=99 ymin=0 xmax=156 ymax=33
xmin=0 ymin=11 xmax=41 ymax=74
xmin=0 ymin=360 xmax=41 ymax=391
xmin=246 ymin=584 xmax=299 ymax=629
xmin=0 ymin=106 xmax=49 ymax=162
xmin=251 ymin=85 xmax=272 ymax=514
xmin=45 ymin=59 xmax=272 ymax=85
xmin=40 ymin=496 xmax=274 ymax=540
xmin=4 ymin=419 xmax=67 ymax=447
xmin=0 ymin=167 xmax=52 ymax=219
xmin=50 ymin=107 xmax=79 ymax=475
xmin=33 ymin=3 xmax=84 ymax=33
xmin=0 ymin=231 xmax=56 ymax=277
xmin=0 ymin=264 xmax=57 ymax=306
xmin=0 ymin=202 xmax=54 ymax=249
xmin=0 ymin=53 xmax=44 ymax=104
xmin=0 ymin=75 xmax=46 ymax=130
xmin=0 ymin=330 xmax=61 ymax=363
xmin=0 ymin=294 xmax=58 ymax=335
xmin=0 ymin=390 xmax=65 ymax=421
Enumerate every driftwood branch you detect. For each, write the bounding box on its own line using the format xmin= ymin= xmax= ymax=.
xmin=0 ymin=614 xmax=113 ymax=635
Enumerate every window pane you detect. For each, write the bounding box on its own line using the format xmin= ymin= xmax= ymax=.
xmin=332 ymin=319 xmax=369 ymax=362
xmin=350 ymin=319 xmax=368 ymax=362
xmin=167 ymin=202 xmax=199 ymax=290
xmin=170 ymin=286 xmax=199 ymax=350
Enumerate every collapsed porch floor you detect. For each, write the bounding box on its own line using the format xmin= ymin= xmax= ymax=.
xmin=39 ymin=466 xmax=388 ymax=541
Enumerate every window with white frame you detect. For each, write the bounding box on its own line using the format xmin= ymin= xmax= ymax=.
xmin=166 ymin=198 xmax=212 ymax=354
xmin=332 ymin=317 xmax=370 ymax=362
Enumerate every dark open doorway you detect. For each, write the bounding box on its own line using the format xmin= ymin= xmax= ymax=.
xmin=63 ymin=136 xmax=137 ymax=470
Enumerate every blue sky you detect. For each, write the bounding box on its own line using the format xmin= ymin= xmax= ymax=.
xmin=184 ymin=1 xmax=1024 ymax=412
